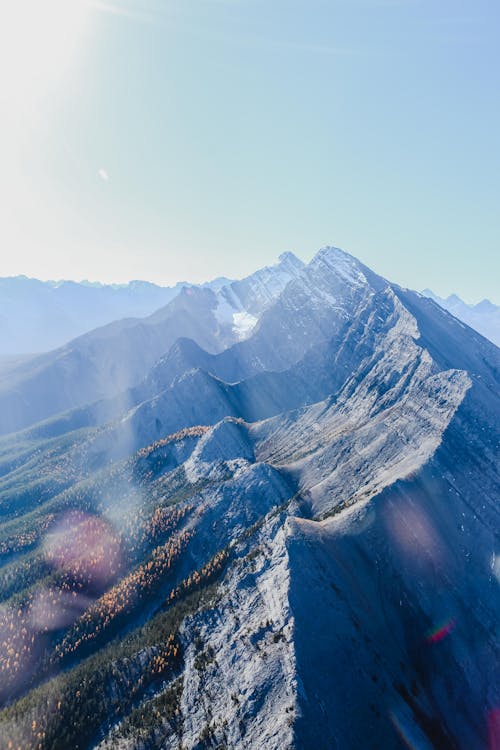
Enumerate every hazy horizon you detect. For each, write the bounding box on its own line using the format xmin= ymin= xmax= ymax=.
xmin=2 ymin=247 xmax=498 ymax=306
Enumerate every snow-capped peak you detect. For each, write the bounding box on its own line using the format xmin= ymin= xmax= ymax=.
xmin=277 ymin=250 xmax=305 ymax=272
xmin=212 ymin=252 xmax=306 ymax=342
xmin=309 ymin=245 xmax=368 ymax=287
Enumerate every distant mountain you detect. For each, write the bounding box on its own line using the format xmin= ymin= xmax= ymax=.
xmin=422 ymin=288 xmax=500 ymax=346
xmin=0 ymin=252 xmax=304 ymax=434
xmin=0 ymin=247 xmax=498 ymax=750
xmin=0 ymin=276 xmax=192 ymax=356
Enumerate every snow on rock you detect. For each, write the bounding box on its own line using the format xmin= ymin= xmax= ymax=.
xmin=232 ymin=311 xmax=259 ymax=339
xmin=212 ymin=251 xmax=305 ymax=344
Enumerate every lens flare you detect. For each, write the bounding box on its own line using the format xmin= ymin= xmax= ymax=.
xmin=43 ymin=510 xmax=122 ymax=588
xmin=426 ymin=618 xmax=456 ymax=644
xmin=29 ymin=589 xmax=93 ymax=632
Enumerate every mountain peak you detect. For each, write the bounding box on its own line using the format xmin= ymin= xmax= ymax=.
xmin=308 ymin=245 xmax=368 ymax=287
xmin=446 ymin=293 xmax=464 ymax=306
xmin=311 ymin=245 xmax=361 ymax=270
xmin=474 ymin=298 xmax=496 ymax=313
xmin=314 ymin=245 xmax=351 ymax=260
xmin=421 ymin=288 xmax=439 ymax=300
xmin=277 ymin=251 xmax=304 ymax=270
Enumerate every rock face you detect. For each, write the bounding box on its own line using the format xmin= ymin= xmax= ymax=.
xmin=175 ymin=516 xmax=297 ymax=750
xmin=0 ymin=247 xmax=498 ymax=750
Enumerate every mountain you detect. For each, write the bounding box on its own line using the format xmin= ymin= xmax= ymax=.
xmin=422 ymin=288 xmax=500 ymax=347
xmin=0 ymin=252 xmax=304 ymax=435
xmin=0 ymin=247 xmax=498 ymax=750
xmin=0 ymin=254 xmax=306 ymax=359
xmin=0 ymin=277 xmax=189 ymax=356
xmin=0 ymin=273 xmax=255 ymax=359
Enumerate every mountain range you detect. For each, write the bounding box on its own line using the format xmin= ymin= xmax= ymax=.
xmin=2 ymin=261 xmax=498 ymax=362
xmin=0 ymin=276 xmax=189 ymax=356
xmin=422 ymin=289 xmax=500 ymax=347
xmin=0 ymin=252 xmax=304 ymax=435
xmin=0 ymin=247 xmax=498 ymax=750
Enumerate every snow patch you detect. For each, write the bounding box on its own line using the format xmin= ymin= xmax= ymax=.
xmin=232 ymin=311 xmax=258 ymax=339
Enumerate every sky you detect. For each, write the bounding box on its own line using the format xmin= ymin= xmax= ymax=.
xmin=0 ymin=0 xmax=498 ymax=302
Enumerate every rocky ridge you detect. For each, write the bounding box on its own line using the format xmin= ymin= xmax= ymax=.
xmin=0 ymin=247 xmax=498 ymax=750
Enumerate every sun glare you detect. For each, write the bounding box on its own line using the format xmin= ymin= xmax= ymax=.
xmin=0 ymin=0 xmax=91 ymax=116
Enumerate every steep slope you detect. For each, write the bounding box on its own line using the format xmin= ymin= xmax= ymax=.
xmin=164 ymin=268 xmax=499 ymax=750
xmin=0 ymin=330 xmax=378 ymax=519
xmin=252 ymin=288 xmax=472 ymax=516
xmin=287 ymin=372 xmax=499 ymax=749
xmin=261 ymin=287 xmax=499 ymax=749
xmin=0 ymin=247 xmax=498 ymax=750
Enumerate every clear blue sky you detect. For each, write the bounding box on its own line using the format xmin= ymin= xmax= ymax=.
xmin=0 ymin=0 xmax=498 ymax=301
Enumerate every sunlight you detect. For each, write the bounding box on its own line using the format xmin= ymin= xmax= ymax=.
xmin=0 ymin=0 xmax=91 ymax=114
